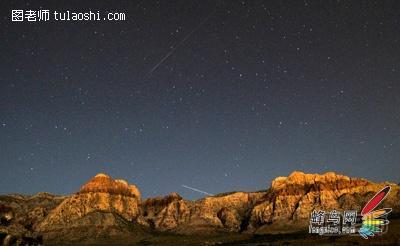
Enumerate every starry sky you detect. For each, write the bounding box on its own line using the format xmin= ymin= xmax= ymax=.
xmin=1 ymin=1 xmax=399 ymax=199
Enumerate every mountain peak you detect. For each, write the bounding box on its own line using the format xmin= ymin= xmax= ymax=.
xmin=2 ymin=171 xmax=399 ymax=245
xmin=94 ymin=173 xmax=110 ymax=178
xmin=271 ymin=171 xmax=366 ymax=191
xmin=79 ymin=173 xmax=141 ymax=199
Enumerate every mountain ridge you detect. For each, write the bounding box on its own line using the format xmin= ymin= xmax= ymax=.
xmin=1 ymin=171 xmax=399 ymax=245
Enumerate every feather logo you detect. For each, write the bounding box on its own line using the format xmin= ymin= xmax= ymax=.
xmin=358 ymin=186 xmax=392 ymax=239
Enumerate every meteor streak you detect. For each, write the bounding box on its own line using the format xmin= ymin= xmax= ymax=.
xmin=181 ymin=185 xmax=214 ymax=196
xmin=149 ymin=9 xmax=216 ymax=74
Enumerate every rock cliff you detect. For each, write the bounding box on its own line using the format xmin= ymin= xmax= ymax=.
xmin=1 ymin=171 xmax=399 ymax=244
xmin=36 ymin=174 xmax=142 ymax=241
xmin=140 ymin=191 xmax=266 ymax=233
xmin=248 ymin=171 xmax=400 ymax=233
xmin=0 ymin=193 xmax=66 ymax=245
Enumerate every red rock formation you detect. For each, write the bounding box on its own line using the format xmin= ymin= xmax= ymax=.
xmin=248 ymin=171 xmax=399 ymax=233
xmin=140 ymin=191 xmax=266 ymax=233
xmin=2 ymin=171 xmax=399 ymax=243
xmin=79 ymin=173 xmax=141 ymax=199
xmin=37 ymin=174 xmax=142 ymax=239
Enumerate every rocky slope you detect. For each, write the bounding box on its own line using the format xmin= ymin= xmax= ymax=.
xmin=36 ymin=173 xmax=142 ymax=241
xmin=1 ymin=171 xmax=399 ymax=244
xmin=140 ymin=191 xmax=266 ymax=233
xmin=140 ymin=171 xmax=399 ymax=234
xmin=248 ymin=171 xmax=400 ymax=233
xmin=0 ymin=193 xmax=66 ymax=245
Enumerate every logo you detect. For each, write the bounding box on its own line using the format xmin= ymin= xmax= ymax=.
xmin=309 ymin=186 xmax=392 ymax=239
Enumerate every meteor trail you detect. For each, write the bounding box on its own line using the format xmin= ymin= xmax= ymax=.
xmin=149 ymin=9 xmax=216 ymax=74
xmin=181 ymin=185 xmax=214 ymax=196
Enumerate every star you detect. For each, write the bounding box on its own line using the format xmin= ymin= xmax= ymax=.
xmin=0 ymin=0 xmax=399 ymax=200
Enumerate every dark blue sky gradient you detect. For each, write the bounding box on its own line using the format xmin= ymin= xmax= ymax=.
xmin=0 ymin=0 xmax=399 ymax=199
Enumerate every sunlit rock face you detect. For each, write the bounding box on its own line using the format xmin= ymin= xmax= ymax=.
xmin=2 ymin=171 xmax=399 ymax=244
xmin=37 ymin=174 xmax=142 ymax=239
xmin=0 ymin=193 xmax=66 ymax=245
xmin=79 ymin=173 xmax=141 ymax=199
xmin=248 ymin=171 xmax=400 ymax=232
xmin=140 ymin=191 xmax=266 ymax=233
xmin=140 ymin=171 xmax=400 ymax=234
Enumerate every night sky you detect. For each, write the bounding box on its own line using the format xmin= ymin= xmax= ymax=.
xmin=1 ymin=1 xmax=399 ymax=199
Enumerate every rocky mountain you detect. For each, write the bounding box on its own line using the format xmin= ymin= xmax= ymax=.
xmin=37 ymin=173 xmax=142 ymax=243
xmin=0 ymin=193 xmax=66 ymax=245
xmin=248 ymin=171 xmax=400 ymax=233
xmin=141 ymin=190 xmax=265 ymax=234
xmin=1 ymin=171 xmax=399 ymax=245
xmin=140 ymin=171 xmax=399 ymax=235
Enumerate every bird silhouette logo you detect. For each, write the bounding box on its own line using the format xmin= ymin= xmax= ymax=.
xmin=358 ymin=186 xmax=392 ymax=239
